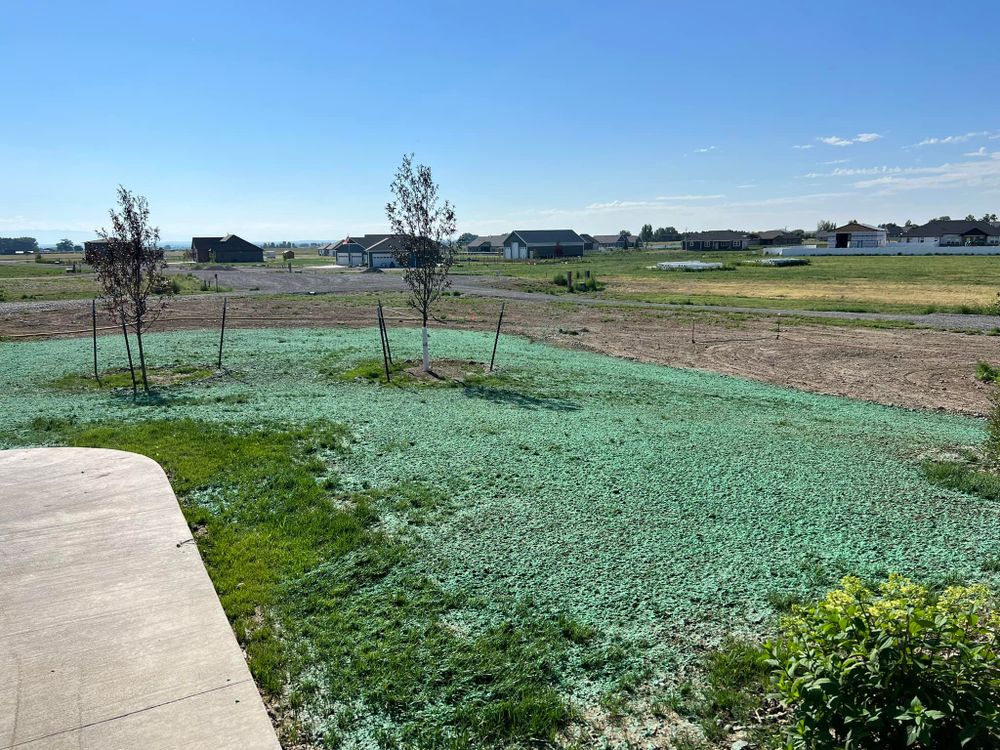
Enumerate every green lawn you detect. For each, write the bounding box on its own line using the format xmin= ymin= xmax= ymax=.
xmin=453 ymin=249 xmax=1000 ymax=314
xmin=4 ymin=327 xmax=998 ymax=747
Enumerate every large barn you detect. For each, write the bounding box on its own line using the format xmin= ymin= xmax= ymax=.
xmin=191 ymin=234 xmax=263 ymax=263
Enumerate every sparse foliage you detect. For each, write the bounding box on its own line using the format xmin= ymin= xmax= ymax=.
xmin=85 ymin=186 xmax=170 ymax=393
xmin=817 ymin=220 xmax=837 ymax=232
xmin=385 ymin=154 xmax=457 ymax=371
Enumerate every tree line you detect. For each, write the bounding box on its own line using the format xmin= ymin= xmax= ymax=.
xmin=639 ymin=224 xmax=681 ymax=242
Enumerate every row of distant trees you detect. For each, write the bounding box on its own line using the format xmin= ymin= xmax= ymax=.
xmin=1 ymin=237 xmax=85 ymax=254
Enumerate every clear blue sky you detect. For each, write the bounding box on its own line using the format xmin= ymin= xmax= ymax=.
xmin=4 ymin=0 xmax=1000 ymax=242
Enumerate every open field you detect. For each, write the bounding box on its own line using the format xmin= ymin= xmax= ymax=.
xmin=3 ymin=327 xmax=1000 ymax=747
xmin=452 ymin=249 xmax=1000 ymax=314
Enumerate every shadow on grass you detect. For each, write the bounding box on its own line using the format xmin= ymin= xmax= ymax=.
xmin=461 ymin=384 xmax=581 ymax=412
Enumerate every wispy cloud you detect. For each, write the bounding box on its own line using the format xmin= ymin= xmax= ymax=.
xmin=654 ymin=194 xmax=725 ymax=201
xmin=914 ymin=131 xmax=990 ymax=146
xmin=965 ymin=146 xmax=989 ymax=157
xmin=693 ymin=146 xmax=716 ymax=153
xmin=852 ymin=152 xmax=1000 ymax=194
xmin=818 ymin=133 xmax=883 ymax=147
xmin=792 ymin=144 xmax=814 ymax=150
xmin=736 ymin=184 xmax=757 ymax=189
xmin=822 ymin=159 xmax=851 ymax=165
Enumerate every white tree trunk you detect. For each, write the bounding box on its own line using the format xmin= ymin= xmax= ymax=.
xmin=422 ymin=326 xmax=430 ymax=372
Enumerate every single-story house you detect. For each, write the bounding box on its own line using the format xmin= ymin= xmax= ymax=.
xmin=191 ymin=234 xmax=263 ymax=263
xmin=820 ymin=223 xmax=887 ymax=249
xmin=681 ymin=231 xmax=755 ymax=251
xmin=901 ymin=220 xmax=1000 ymax=246
xmin=579 ymin=233 xmax=598 ymax=252
xmin=591 ymin=232 xmax=642 ymax=250
xmin=502 ymin=230 xmax=586 ymax=260
xmin=466 ymin=234 xmax=507 ymax=254
xmin=320 ymin=234 xmax=393 ymax=266
xmin=755 ymin=230 xmax=801 ymax=246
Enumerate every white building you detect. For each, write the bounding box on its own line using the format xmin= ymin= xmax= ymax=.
xmin=819 ymin=222 xmax=887 ymax=249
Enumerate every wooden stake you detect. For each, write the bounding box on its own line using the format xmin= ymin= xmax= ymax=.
xmin=378 ymin=300 xmax=393 ymax=364
xmin=217 ymin=297 xmax=228 ymax=369
xmin=92 ymin=299 xmax=100 ymax=386
xmin=377 ymin=305 xmax=391 ymax=383
xmin=490 ymin=301 xmax=506 ymax=372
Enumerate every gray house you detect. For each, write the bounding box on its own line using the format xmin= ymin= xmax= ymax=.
xmin=466 ymin=234 xmax=508 ymax=254
xmin=681 ymin=231 xmax=755 ymax=251
xmin=755 ymin=230 xmax=801 ymax=246
xmin=592 ymin=232 xmax=642 ymax=250
xmin=502 ymin=230 xmax=586 ymax=260
xmin=191 ymin=234 xmax=263 ymax=263
xmin=902 ymin=220 xmax=1000 ymax=247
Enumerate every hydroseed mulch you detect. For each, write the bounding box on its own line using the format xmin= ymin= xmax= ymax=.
xmin=3 ymin=327 xmax=998 ymax=745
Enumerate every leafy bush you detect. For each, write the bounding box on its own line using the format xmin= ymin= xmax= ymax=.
xmin=552 ymin=272 xmax=568 ymax=286
xmin=766 ymin=575 xmax=1000 ymax=749
xmin=976 ymin=360 xmax=999 ymax=383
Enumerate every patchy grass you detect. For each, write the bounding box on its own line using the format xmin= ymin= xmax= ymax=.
xmin=49 ymin=363 xmax=217 ymax=391
xmin=31 ymin=417 xmax=593 ymax=748
xmin=977 ymin=360 xmax=1000 ymax=383
xmin=923 ymin=459 xmax=1000 ymax=502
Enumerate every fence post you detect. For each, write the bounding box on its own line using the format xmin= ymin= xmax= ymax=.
xmin=490 ymin=302 xmax=506 ymax=372
xmin=378 ymin=300 xmax=393 ymax=364
xmin=377 ymin=305 xmax=391 ymax=382
xmin=214 ymin=273 xmax=219 ymax=292
xmin=217 ymin=297 xmax=228 ymax=369
xmin=92 ymin=299 xmax=100 ymax=386
xmin=691 ymin=320 xmax=695 ymax=344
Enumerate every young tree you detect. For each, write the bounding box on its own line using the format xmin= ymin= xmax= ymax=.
xmin=640 ymin=224 xmax=653 ymax=242
xmin=385 ymin=154 xmax=457 ymax=372
xmin=85 ymin=186 xmax=170 ymax=393
xmin=817 ymin=219 xmax=837 ymax=232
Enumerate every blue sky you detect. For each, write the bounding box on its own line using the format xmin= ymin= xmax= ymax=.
xmin=4 ymin=0 xmax=1000 ymax=242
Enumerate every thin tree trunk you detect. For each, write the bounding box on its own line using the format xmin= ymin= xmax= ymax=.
xmin=120 ymin=311 xmax=138 ymax=399
xmin=135 ymin=319 xmax=149 ymax=393
xmin=421 ymin=317 xmax=430 ymax=373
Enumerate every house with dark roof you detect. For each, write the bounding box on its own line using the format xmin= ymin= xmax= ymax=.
xmin=502 ymin=230 xmax=586 ymax=260
xmin=902 ymin=220 xmax=1000 ymax=247
xmin=755 ymin=230 xmax=801 ymax=247
xmin=579 ymin=233 xmax=598 ymax=252
xmin=681 ymin=231 xmax=755 ymax=251
xmin=466 ymin=234 xmax=507 ymax=254
xmin=191 ymin=234 xmax=263 ymax=263
xmin=591 ymin=232 xmax=642 ymax=250
xmin=819 ymin=223 xmax=887 ymax=249
xmin=320 ymin=234 xmax=426 ymax=268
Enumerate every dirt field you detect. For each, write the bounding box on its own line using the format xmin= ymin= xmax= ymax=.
xmin=2 ymin=293 xmax=995 ymax=416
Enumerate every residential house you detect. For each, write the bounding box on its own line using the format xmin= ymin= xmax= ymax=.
xmin=755 ymin=230 xmax=801 ymax=246
xmin=502 ymin=230 xmax=586 ymax=260
xmin=191 ymin=234 xmax=263 ymax=263
xmin=901 ymin=220 xmax=1000 ymax=246
xmin=821 ymin=223 xmax=887 ymax=249
xmin=579 ymin=233 xmax=598 ymax=252
xmin=591 ymin=232 xmax=642 ymax=250
xmin=466 ymin=234 xmax=507 ymax=254
xmin=681 ymin=231 xmax=755 ymax=251
xmin=320 ymin=235 xmax=392 ymax=266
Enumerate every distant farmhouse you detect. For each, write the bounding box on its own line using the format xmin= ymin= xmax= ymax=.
xmin=591 ymin=232 xmax=642 ymax=250
xmin=681 ymin=231 xmax=755 ymax=251
xmin=901 ymin=220 xmax=1000 ymax=247
xmin=465 ymin=234 xmax=508 ymax=254
xmin=319 ymin=234 xmax=416 ymax=268
xmin=502 ymin=230 xmax=586 ymax=260
xmin=579 ymin=233 xmax=598 ymax=252
xmin=820 ymin=223 xmax=887 ymax=249
xmin=191 ymin=234 xmax=263 ymax=263
xmin=755 ymin=230 xmax=801 ymax=246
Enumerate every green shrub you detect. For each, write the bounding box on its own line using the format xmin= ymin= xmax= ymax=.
xmin=976 ymin=360 xmax=999 ymax=383
xmin=552 ymin=273 xmax=568 ymax=286
xmin=766 ymin=574 xmax=1000 ymax=749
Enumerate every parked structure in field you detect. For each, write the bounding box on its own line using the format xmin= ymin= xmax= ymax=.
xmin=83 ymin=239 xmax=108 ymax=255
xmin=591 ymin=231 xmax=642 ymax=250
xmin=901 ymin=219 xmax=1000 ymax=246
xmin=502 ymin=230 xmax=586 ymax=260
xmin=465 ymin=234 xmax=507 ymax=254
xmin=320 ymin=234 xmax=419 ymax=268
xmin=755 ymin=230 xmax=801 ymax=246
xmin=681 ymin=231 xmax=755 ymax=251
xmin=191 ymin=235 xmax=263 ymax=263
xmin=819 ymin=223 xmax=887 ymax=249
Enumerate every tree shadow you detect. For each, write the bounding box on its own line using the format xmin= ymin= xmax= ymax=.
xmin=461 ymin=385 xmax=581 ymax=412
